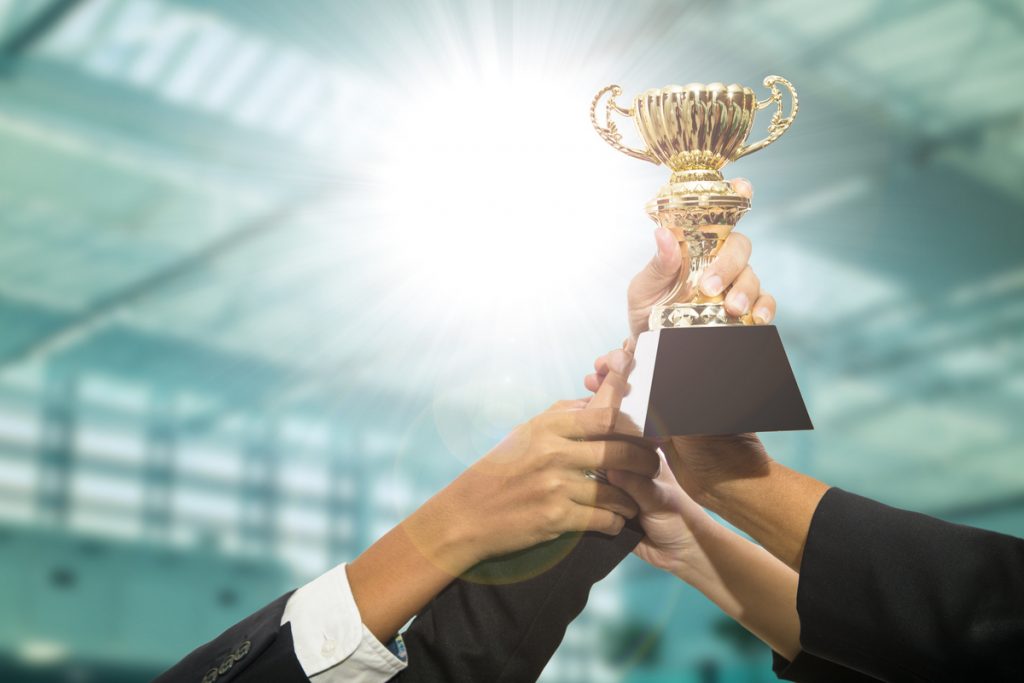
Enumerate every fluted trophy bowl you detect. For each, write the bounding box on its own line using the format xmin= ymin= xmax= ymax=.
xmin=634 ymin=83 xmax=761 ymax=171
xmin=591 ymin=76 xmax=798 ymax=328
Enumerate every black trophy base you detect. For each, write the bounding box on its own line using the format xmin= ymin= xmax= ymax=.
xmin=621 ymin=325 xmax=812 ymax=438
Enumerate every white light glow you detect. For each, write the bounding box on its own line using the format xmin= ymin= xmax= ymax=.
xmin=355 ymin=66 xmax=650 ymax=344
xmin=306 ymin=4 xmax=671 ymax=402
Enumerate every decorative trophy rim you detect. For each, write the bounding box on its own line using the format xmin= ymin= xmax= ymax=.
xmin=637 ymin=82 xmax=757 ymax=99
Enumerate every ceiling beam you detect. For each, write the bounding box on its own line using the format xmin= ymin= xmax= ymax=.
xmin=0 ymin=0 xmax=85 ymax=68
xmin=0 ymin=186 xmax=327 ymax=371
xmin=0 ymin=60 xmax=339 ymax=191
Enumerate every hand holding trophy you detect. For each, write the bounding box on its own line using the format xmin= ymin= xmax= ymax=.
xmin=591 ymin=77 xmax=811 ymax=437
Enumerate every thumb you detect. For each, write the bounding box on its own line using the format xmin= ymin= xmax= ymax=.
xmin=606 ymin=468 xmax=661 ymax=510
xmin=631 ymin=228 xmax=681 ymax=297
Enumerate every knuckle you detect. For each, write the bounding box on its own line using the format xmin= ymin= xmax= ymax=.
xmin=542 ymin=472 xmax=565 ymax=496
xmin=542 ymin=502 xmax=566 ymax=528
xmin=731 ymin=232 xmax=751 ymax=254
xmin=745 ymin=269 xmax=761 ymax=291
xmin=581 ymin=409 xmax=603 ymax=434
xmin=524 ymin=440 xmax=551 ymax=467
xmin=540 ymin=441 xmax=564 ymax=467
xmin=714 ymin=253 xmax=740 ymax=276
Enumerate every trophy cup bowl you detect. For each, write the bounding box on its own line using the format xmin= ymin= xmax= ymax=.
xmin=590 ymin=76 xmax=811 ymax=438
xmin=633 ymin=83 xmax=761 ymax=171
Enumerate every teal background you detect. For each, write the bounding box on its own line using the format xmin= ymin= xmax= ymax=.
xmin=0 ymin=1 xmax=1022 ymax=681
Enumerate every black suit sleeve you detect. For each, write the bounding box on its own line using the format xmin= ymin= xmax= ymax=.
xmin=794 ymin=487 xmax=1024 ymax=682
xmin=397 ymin=521 xmax=642 ymax=683
xmin=153 ymin=592 xmax=309 ymax=683
xmin=155 ymin=524 xmax=639 ymax=683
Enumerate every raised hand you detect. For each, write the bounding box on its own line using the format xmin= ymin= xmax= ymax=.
xmin=406 ymin=368 xmax=659 ymax=575
xmin=349 ymin=371 xmax=660 ymax=645
xmin=624 ymin=178 xmax=776 ymax=340
xmin=607 ymin=447 xmax=803 ymax=661
xmin=605 ymin=450 xmax=712 ymax=575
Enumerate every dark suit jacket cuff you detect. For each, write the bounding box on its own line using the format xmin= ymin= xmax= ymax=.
xmin=795 ymin=488 xmax=938 ymax=682
xmin=772 ymin=650 xmax=881 ymax=681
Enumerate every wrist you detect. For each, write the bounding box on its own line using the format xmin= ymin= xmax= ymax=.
xmin=698 ymin=459 xmax=779 ymax=518
xmin=666 ymin=513 xmax=720 ymax=584
xmin=401 ymin=483 xmax=484 ymax=575
xmin=666 ymin=434 xmax=774 ymax=511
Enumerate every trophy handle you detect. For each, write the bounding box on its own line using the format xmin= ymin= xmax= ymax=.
xmin=590 ymin=84 xmax=659 ymax=164
xmin=732 ymin=75 xmax=798 ymax=160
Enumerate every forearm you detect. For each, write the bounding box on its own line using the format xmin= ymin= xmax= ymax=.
xmin=398 ymin=522 xmax=643 ymax=682
xmin=706 ymin=461 xmax=828 ymax=571
xmin=678 ymin=517 xmax=802 ymax=660
xmin=347 ymin=488 xmax=477 ymax=643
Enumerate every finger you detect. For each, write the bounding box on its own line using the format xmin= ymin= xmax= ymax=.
xmin=628 ymin=227 xmax=682 ymax=303
xmin=724 ymin=265 xmax=760 ymax=317
xmin=568 ymin=478 xmax=639 ymax=519
xmin=730 ymin=177 xmax=753 ymax=199
xmin=594 ymin=347 xmax=632 ymax=378
xmin=591 ymin=368 xmax=628 ymax=410
xmin=699 ymin=232 xmax=751 ymax=297
xmin=605 ymin=348 xmax=634 ymax=376
xmin=565 ymin=505 xmax=626 ymax=536
xmin=583 ymin=373 xmax=602 ymax=393
xmin=570 ymin=440 xmax=661 ymax=477
xmin=605 ymin=468 xmax=662 ymax=511
xmin=752 ymin=292 xmax=776 ymax=325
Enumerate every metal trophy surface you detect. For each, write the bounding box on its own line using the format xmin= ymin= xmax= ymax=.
xmin=591 ymin=77 xmax=812 ymax=437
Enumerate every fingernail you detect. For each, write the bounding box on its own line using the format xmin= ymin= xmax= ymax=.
xmin=729 ymin=292 xmax=750 ymax=315
xmin=734 ymin=178 xmax=753 ymax=197
xmin=701 ymin=274 xmax=723 ymax=296
xmin=753 ymin=307 xmax=773 ymax=324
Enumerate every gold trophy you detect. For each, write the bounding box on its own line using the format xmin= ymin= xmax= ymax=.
xmin=591 ymin=77 xmax=812 ymax=437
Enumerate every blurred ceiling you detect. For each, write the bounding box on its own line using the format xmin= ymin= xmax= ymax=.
xmin=0 ymin=0 xmax=1022 ymax=512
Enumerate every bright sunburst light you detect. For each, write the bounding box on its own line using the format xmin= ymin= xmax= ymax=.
xmin=308 ymin=1 xmax=677 ymax=402
xmin=363 ymin=72 xmax=640 ymax=331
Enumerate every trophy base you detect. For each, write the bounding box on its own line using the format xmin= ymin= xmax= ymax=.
xmin=620 ymin=325 xmax=812 ymax=438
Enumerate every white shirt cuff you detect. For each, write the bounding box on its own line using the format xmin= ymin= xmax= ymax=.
xmin=281 ymin=563 xmax=408 ymax=682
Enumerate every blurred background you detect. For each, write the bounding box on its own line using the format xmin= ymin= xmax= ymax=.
xmin=0 ymin=0 xmax=1022 ymax=681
